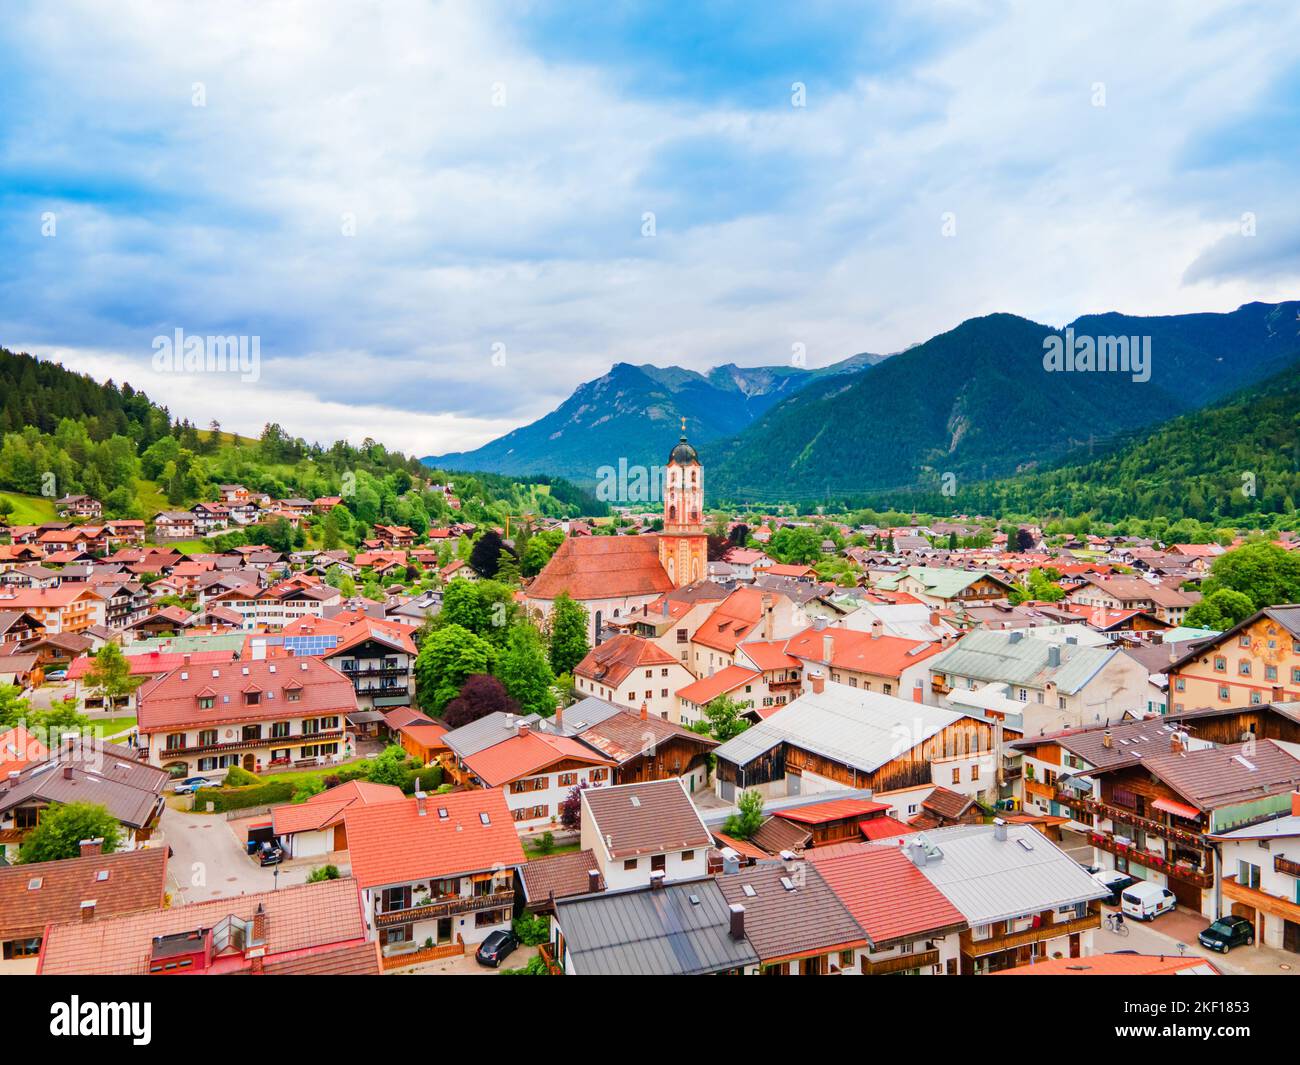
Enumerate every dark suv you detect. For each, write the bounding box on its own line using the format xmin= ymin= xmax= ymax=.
xmin=1198 ymin=915 xmax=1254 ymax=953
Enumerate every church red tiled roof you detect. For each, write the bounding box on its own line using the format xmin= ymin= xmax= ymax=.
xmin=527 ymin=536 xmax=673 ymax=600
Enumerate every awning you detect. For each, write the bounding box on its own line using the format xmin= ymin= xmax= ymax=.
xmin=1152 ymin=797 xmax=1201 ymax=821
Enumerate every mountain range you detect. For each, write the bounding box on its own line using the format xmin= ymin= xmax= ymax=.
xmin=423 ymin=352 xmax=885 ymax=481
xmin=427 ymin=301 xmax=1300 ymax=506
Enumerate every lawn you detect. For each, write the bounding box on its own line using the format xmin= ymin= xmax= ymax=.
xmin=0 ymin=491 xmax=58 ymax=524
xmin=523 ymin=837 xmax=581 ymax=861
xmin=89 ymin=715 xmax=137 ymax=738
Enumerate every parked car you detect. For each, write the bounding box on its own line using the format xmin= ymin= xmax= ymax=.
xmin=173 ymin=776 xmax=214 ymax=794
xmin=1121 ymin=882 xmax=1177 ymax=921
xmin=1091 ymin=869 xmax=1139 ymax=905
xmin=257 ymin=842 xmax=283 ymax=867
xmin=1198 ymin=915 xmax=1254 ymax=953
xmin=45 ymin=669 xmax=68 ymax=681
xmin=475 ymin=929 xmax=519 ymax=968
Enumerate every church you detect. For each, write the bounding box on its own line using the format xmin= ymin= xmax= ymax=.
xmin=524 ymin=429 xmax=709 ymax=641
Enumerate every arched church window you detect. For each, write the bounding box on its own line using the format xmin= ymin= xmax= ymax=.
xmin=668 ymin=505 xmax=676 ymax=522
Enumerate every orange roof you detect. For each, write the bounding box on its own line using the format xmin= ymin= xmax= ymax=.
xmin=574 ymin=633 xmax=677 ymax=688
xmin=783 ymin=627 xmax=944 ymax=678
xmin=344 ymin=790 xmax=525 ymax=888
xmin=676 ymin=665 xmax=761 ymax=705
xmin=764 ymin=563 xmax=814 ymax=578
xmin=527 ymin=535 xmax=673 ymax=600
xmin=994 ymin=953 xmax=1220 ymax=976
xmin=810 ymin=845 xmax=966 ymax=944
xmin=692 ymin=588 xmax=767 ymax=653
xmin=400 ymin=723 xmax=450 ymax=750
xmin=776 ymin=797 xmax=889 ymax=825
xmin=271 ymin=780 xmax=405 ymax=835
xmin=737 ymin=640 xmax=801 ymax=672
xmin=857 ymin=816 xmax=913 ymax=841
xmin=463 ymin=729 xmax=614 ymax=788
xmin=0 ymin=725 xmax=47 ymax=774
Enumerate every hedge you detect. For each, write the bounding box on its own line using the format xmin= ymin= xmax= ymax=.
xmin=195 ymin=780 xmax=296 ymax=813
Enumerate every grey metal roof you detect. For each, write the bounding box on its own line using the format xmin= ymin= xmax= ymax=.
xmin=711 ymin=682 xmax=964 ymax=772
xmin=555 ymin=696 xmax=624 ymax=735
xmin=927 ymin=630 xmax=1117 ymax=695
xmin=554 ymin=878 xmax=759 ymax=975
xmin=894 ymin=823 xmax=1108 ymax=925
xmin=441 ymin=711 xmax=552 ymax=757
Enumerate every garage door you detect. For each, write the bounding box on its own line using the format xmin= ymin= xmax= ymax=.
xmin=1284 ymin=920 xmax=1300 ymax=955
xmin=1168 ymin=875 xmax=1202 ymax=912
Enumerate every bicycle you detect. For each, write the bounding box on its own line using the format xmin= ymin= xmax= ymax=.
xmin=1104 ymin=912 xmax=1129 ymax=937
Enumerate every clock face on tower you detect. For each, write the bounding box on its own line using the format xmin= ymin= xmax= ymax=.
xmin=660 ymin=428 xmax=707 ymax=587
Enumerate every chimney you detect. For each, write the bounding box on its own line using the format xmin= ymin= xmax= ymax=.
xmin=1008 ymin=631 xmax=1023 ymax=645
xmin=909 ymin=841 xmax=928 ymax=867
xmin=649 ymin=870 xmax=666 ymax=891
xmin=912 ymin=680 xmax=923 ymax=704
xmin=1047 ymin=645 xmax=1061 ymax=668
xmin=252 ymin=902 xmax=267 ymax=945
xmin=762 ymin=595 xmax=774 ymax=641
xmin=929 ymin=610 xmax=941 ymax=627
xmin=79 ymin=837 xmax=104 ymax=858
xmin=871 ymin=619 xmax=883 ymax=640
xmin=587 ymin=869 xmax=601 ymax=893
xmin=640 ymin=701 xmax=648 ymax=721
xmin=518 ymin=721 xmax=530 ymax=737
xmin=80 ymin=900 xmax=96 ymax=922
xmin=554 ymin=702 xmax=563 ymax=729
xmin=1171 ymin=731 xmax=1185 ymax=755
xmin=182 ymin=653 xmax=191 ymax=666
xmin=63 ymin=765 xmax=74 ymax=780
xmin=808 ymin=668 xmax=825 ymax=695
xmin=728 ymin=903 xmax=746 ymax=940
xmin=821 ymin=633 xmax=834 ymax=663
xmin=415 ymin=788 xmax=427 ymax=815
xmin=720 ymin=848 xmax=740 ymax=875
xmin=993 ymin=818 xmax=1007 ymax=842
xmin=1102 ymin=729 xmax=1112 ymax=749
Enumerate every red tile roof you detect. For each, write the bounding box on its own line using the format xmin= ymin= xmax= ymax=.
xmin=527 ymin=536 xmax=673 ymax=600
xmin=676 ymin=665 xmax=762 ymax=705
xmin=463 ymin=728 xmax=614 ymax=788
xmin=137 ymin=657 xmax=356 ymax=732
xmin=783 ymin=627 xmax=945 ymax=678
xmin=737 ymin=641 xmax=801 ymax=671
xmin=775 ymin=797 xmax=890 ymax=825
xmin=810 ymin=845 xmax=966 ymax=945
xmin=857 ymin=816 xmax=913 ymax=841
xmin=271 ymin=780 xmax=406 ymax=835
xmin=692 ymin=588 xmax=768 ymax=653
xmin=67 ymin=649 xmax=236 ymax=681
xmin=0 ymin=725 xmax=47 ymax=774
xmin=574 ymin=633 xmax=677 ymax=688
xmin=344 ymin=790 xmax=525 ymax=888
xmin=0 ymin=848 xmax=169 ymax=940
xmin=994 ymin=953 xmax=1219 ymax=975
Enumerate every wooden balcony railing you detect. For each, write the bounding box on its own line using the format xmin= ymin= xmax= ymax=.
xmin=861 ymin=948 xmax=940 ymax=975
xmin=160 ymin=729 xmax=344 ymax=758
xmin=961 ymin=909 xmax=1100 ymax=958
xmin=1222 ymin=875 xmax=1300 ymax=924
xmin=375 ymin=888 xmax=515 ymax=927
xmin=1087 ymin=832 xmax=1214 ymax=887
xmin=1057 ymin=792 xmax=1209 ymax=848
xmin=1274 ymin=854 xmax=1300 ymax=878
xmin=538 ymin=942 xmax=564 ymax=975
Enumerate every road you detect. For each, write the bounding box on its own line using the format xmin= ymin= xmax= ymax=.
xmin=161 ymin=804 xmax=315 ymax=904
xmin=1093 ymin=906 xmax=1299 ymax=976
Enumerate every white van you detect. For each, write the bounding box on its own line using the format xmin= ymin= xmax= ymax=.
xmin=1120 ymin=881 xmax=1176 ymax=920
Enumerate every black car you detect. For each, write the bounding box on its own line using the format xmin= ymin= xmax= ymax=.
xmin=257 ymin=842 xmax=283 ymax=867
xmin=1198 ymin=915 xmax=1254 ymax=953
xmin=475 ymin=929 xmax=519 ymax=968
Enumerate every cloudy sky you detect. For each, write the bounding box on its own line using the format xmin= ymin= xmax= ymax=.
xmin=2 ymin=0 xmax=1298 ymax=457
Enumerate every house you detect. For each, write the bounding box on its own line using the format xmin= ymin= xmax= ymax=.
xmin=54 ymin=495 xmax=101 ymax=519
xmin=152 ymin=511 xmax=199 ymax=539
xmin=580 ymin=778 xmax=713 ymax=890
xmin=784 ymin=622 xmax=947 ymax=701
xmin=128 ymin=606 xmax=194 ymax=638
xmin=711 ymin=676 xmax=1012 ymax=815
xmin=344 ymin=790 xmax=524 ymax=962
xmin=573 ymin=633 xmax=694 ymax=722
xmin=0 ymin=737 xmax=169 ymax=862
xmin=371 ymin=524 xmax=416 ymax=549
xmin=518 ymin=849 xmax=605 ymax=914
xmin=926 ymin=629 xmax=1150 ymax=733
xmin=1068 ymin=575 xmax=1200 ymax=626
xmin=688 ymin=587 xmax=803 ymax=679
xmin=321 ymin=618 xmax=417 ymax=710
xmin=268 ymin=779 xmax=405 ymax=859
xmin=0 ymin=725 xmax=47 ymax=776
xmin=136 ymin=656 xmax=357 ymax=776
xmin=557 ymin=697 xmax=717 ymax=792
xmin=549 ymin=876 xmax=760 ymax=975
xmin=713 ymin=857 xmax=868 ymax=974
xmin=0 ymin=586 xmax=106 ymax=635
xmin=875 ymin=566 xmax=1017 ymax=608
xmin=808 ymin=842 xmax=968 ymax=974
xmin=396 ymin=720 xmax=450 ymax=764
xmin=895 ymin=822 xmax=1108 ymax=973
xmin=0 ymin=611 xmax=44 ymax=647
xmin=438 ymin=712 xmax=615 ymax=832
xmin=204 ymin=580 xmax=340 ymax=630
xmin=0 ymin=846 xmax=168 ymax=971
xmin=675 ymin=664 xmax=766 ymax=726
xmin=1167 ymin=605 xmax=1300 ymax=713
xmin=1208 ymin=792 xmax=1300 ymax=955
xmin=37 ymin=877 xmax=379 ymax=975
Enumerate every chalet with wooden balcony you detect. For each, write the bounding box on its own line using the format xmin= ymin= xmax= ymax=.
xmin=898 ymin=822 xmax=1108 ymax=974
xmin=1209 ymin=792 xmax=1300 ymax=955
xmin=135 ymin=656 xmax=357 ymax=776
xmin=321 ymin=618 xmax=417 ymax=710
xmin=344 ymin=789 xmax=525 ymax=964
xmin=1039 ymin=722 xmax=1300 ymax=918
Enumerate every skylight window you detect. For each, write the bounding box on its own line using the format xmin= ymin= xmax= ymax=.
xmin=742 ymin=884 xmax=756 ymax=897
xmin=1016 ymin=838 xmax=1034 ymax=852
xmin=27 ymin=878 xmax=42 ymax=890
xmin=479 ymin=812 xmax=491 ymax=825
xmin=779 ymin=876 xmax=795 ymax=891
xmin=630 ymin=795 xmax=641 ymax=807
xmin=1234 ymin=755 xmax=1257 ymax=771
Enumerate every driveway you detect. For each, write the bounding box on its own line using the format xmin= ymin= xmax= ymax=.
xmin=161 ymin=805 xmax=315 ymax=903
xmin=394 ymin=944 xmax=541 ymax=975
xmin=1093 ymin=904 xmax=1299 ymax=976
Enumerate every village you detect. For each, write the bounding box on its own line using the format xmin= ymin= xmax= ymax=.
xmin=2 ymin=432 xmax=1298 ymax=978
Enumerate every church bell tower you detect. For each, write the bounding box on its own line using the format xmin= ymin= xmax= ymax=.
xmin=658 ymin=419 xmax=708 ymax=588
